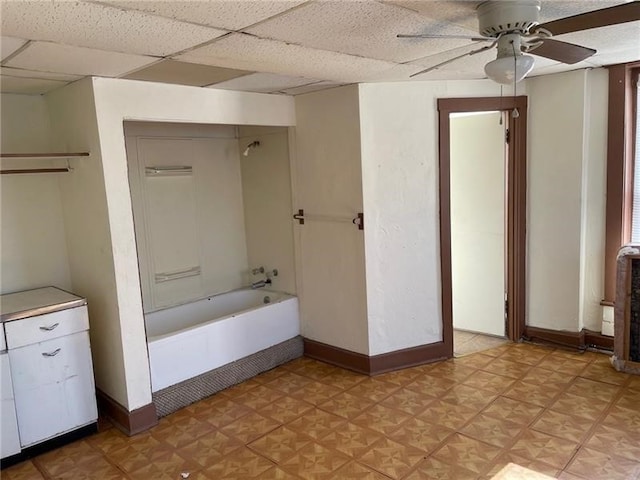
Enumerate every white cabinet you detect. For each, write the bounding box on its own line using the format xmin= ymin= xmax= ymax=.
xmin=1 ymin=287 xmax=97 ymax=455
xmin=0 ymin=352 xmax=21 ymax=459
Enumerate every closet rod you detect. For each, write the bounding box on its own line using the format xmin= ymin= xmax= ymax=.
xmin=1 ymin=167 xmax=72 ymax=175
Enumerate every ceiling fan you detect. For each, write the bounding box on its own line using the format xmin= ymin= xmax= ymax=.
xmin=398 ymin=0 xmax=640 ymax=84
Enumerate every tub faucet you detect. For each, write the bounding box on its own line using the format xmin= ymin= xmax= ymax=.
xmin=252 ymin=266 xmax=265 ymax=275
xmin=251 ymin=278 xmax=272 ymax=289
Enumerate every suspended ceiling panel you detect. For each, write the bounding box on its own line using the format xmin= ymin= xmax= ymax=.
xmin=175 ymin=33 xmax=419 ymax=83
xmin=210 ymin=72 xmax=319 ymax=93
xmin=124 ymin=59 xmax=252 ymax=86
xmin=281 ymin=80 xmax=343 ymax=95
xmin=246 ymin=0 xmax=479 ymax=63
xmin=0 ymin=67 xmax=83 ymax=82
xmin=0 ymin=75 xmax=68 ymax=94
xmin=0 ymin=1 xmax=226 ymax=57
xmin=5 ymin=41 xmax=157 ymax=77
xmin=1 ymin=36 xmax=27 ymax=61
xmin=103 ymin=0 xmax=308 ymax=30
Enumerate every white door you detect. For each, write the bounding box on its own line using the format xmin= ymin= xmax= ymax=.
xmin=450 ymin=111 xmax=506 ymax=337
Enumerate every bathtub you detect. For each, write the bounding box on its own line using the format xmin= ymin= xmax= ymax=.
xmin=145 ymin=289 xmax=299 ymax=391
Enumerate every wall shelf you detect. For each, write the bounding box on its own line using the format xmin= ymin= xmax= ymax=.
xmin=0 ymin=152 xmax=90 ymax=175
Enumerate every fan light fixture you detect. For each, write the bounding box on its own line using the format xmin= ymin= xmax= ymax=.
xmin=484 ymin=33 xmax=534 ymax=84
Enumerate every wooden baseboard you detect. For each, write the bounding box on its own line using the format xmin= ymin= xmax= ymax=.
xmin=523 ymin=326 xmax=613 ymax=351
xmin=96 ymin=389 xmax=158 ymax=436
xmin=303 ymin=338 xmax=450 ymax=375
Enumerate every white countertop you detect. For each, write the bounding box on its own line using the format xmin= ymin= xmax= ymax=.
xmin=0 ymin=287 xmax=86 ymax=322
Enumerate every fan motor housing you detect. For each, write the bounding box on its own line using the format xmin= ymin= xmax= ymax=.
xmin=477 ymin=0 xmax=541 ymax=37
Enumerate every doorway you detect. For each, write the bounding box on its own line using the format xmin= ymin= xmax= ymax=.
xmin=450 ymin=111 xmax=508 ymax=355
xmin=438 ymin=97 xmax=528 ymax=357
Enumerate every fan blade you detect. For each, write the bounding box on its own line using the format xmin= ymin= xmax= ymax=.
xmin=533 ymin=2 xmax=640 ymax=36
xmin=529 ymin=38 xmax=596 ymax=64
xmin=410 ymin=42 xmax=497 ymax=78
xmin=398 ymin=33 xmax=493 ymax=42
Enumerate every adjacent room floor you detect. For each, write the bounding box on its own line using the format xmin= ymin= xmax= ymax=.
xmin=3 ymin=342 xmax=639 ymax=480
xmin=454 ymin=330 xmax=510 ymax=357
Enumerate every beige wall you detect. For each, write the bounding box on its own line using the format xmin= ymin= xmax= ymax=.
xmin=0 ymin=94 xmax=72 ymax=294
xmin=294 ymin=85 xmax=369 ymax=354
xmin=239 ymin=126 xmax=296 ymax=295
xmin=526 ymin=69 xmax=607 ymax=332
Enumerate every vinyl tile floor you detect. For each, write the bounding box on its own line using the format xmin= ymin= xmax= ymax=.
xmin=3 ymin=342 xmax=640 ymax=480
xmin=454 ymin=330 xmax=510 ymax=357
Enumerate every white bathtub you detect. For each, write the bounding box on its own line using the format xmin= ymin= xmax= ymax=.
xmin=145 ymin=289 xmax=299 ymax=391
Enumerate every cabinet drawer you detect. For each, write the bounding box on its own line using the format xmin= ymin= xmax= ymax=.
xmin=5 ymin=306 xmax=88 ymax=349
xmin=9 ymin=331 xmax=97 ymax=447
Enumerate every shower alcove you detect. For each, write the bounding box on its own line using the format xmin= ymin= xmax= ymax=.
xmin=124 ymin=121 xmax=300 ymax=415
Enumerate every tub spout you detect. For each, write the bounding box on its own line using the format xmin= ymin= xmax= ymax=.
xmin=251 ymin=278 xmax=272 ymax=289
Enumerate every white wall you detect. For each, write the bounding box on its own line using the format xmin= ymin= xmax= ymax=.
xmin=0 ymin=94 xmax=72 ymax=294
xmin=45 ymin=79 xmax=132 ymax=409
xmin=90 ymin=77 xmax=295 ymax=410
xmin=358 ymin=79 xmax=504 ymax=355
xmin=526 ymin=69 xmax=607 ymax=332
xmin=294 ymin=85 xmax=369 ymax=354
xmin=450 ymin=112 xmax=506 ymax=336
xmin=126 ymin=123 xmax=249 ymax=311
xmin=239 ymin=126 xmax=296 ymax=294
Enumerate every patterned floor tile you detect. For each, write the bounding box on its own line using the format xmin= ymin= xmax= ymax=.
xmin=460 ymin=413 xmax=524 ymax=448
xmin=565 ymin=447 xmax=640 ymax=480
xmin=150 ymin=415 xmax=215 ymax=448
xmin=386 ymin=417 xmax=453 ymax=453
xmin=358 ymin=437 xmax=426 ymax=480
xmin=627 ymin=375 xmax=640 ymax=391
xmin=509 ymin=429 xmax=580 ymax=470
xmin=35 ymin=440 xmax=105 ymax=477
xmin=317 ymin=369 xmax=366 ymax=391
xmin=127 ymin=450 xmax=200 ymax=480
xmin=280 ymin=442 xmax=350 ymax=480
xmin=286 ymin=408 xmax=348 ymax=440
xmin=379 ymin=388 xmax=436 ymax=416
xmin=285 ymin=358 xmax=339 ymax=381
xmin=248 ymin=426 xmax=313 ymax=464
xmin=346 ymin=378 xmax=401 ymax=402
xmin=503 ymin=380 xmax=564 ymax=407
xmin=266 ymin=372 xmax=313 ymax=395
xmin=481 ymin=396 xmax=544 ymax=425
xmin=1 ymin=460 xmax=46 ymax=480
xmin=177 ymin=430 xmax=243 ymax=467
xmin=258 ymin=395 xmax=314 ymax=423
xmin=203 ymin=446 xmax=276 ymax=479
xmin=439 ymin=384 xmax=498 ymax=410
xmin=432 ymin=433 xmax=502 ymax=474
xmin=585 ymin=422 xmax=640 ymax=462
xmin=548 ymin=392 xmax=611 ymax=421
xmin=375 ymin=366 xmax=423 ymax=387
xmin=352 ymin=404 xmax=412 ymax=435
xmin=565 ymin=377 xmax=621 ymax=403
xmin=258 ymin=466 xmax=303 ymax=479
xmin=498 ymin=347 xmax=550 ymax=366
xmin=452 ymin=352 xmax=495 ymax=369
xmin=232 ymin=385 xmax=285 ymax=410
xmin=290 ymin=379 xmax=343 ymax=405
xmin=334 ymin=461 xmax=392 ymax=479
xmin=427 ymin=361 xmax=477 ymax=382
xmin=220 ymin=411 xmax=281 ymax=443
xmin=318 ymin=391 xmax=375 ymax=419
xmin=190 ymin=397 xmax=252 ymax=428
xmin=484 ymin=452 xmax=560 ymax=479
xmin=317 ymin=422 xmax=384 ymax=458
xmin=461 ymin=370 xmax=516 ymax=395
xmin=537 ymin=356 xmax=590 ymax=376
xmin=531 ymin=410 xmax=595 ymax=443
xmin=405 ymin=373 xmax=457 ymax=398
xmin=520 ymin=367 xmax=576 ymax=387
xmin=578 ymin=362 xmax=629 ymax=386
xmin=106 ymin=435 xmax=176 ymax=473
xmin=482 ymin=357 xmax=533 ymax=379
xmin=404 ymin=456 xmax=478 ymax=480
xmin=417 ymin=400 xmax=480 ymax=430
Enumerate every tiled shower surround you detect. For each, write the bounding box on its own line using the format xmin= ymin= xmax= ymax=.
xmin=3 ymin=342 xmax=640 ymax=480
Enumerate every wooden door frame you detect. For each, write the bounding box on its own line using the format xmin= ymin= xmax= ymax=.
xmin=438 ymin=96 xmax=528 ymax=357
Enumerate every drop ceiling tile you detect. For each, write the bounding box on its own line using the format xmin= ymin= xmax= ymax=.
xmin=0 ymin=67 xmax=83 ymax=82
xmin=6 ymin=42 xmax=157 ymax=77
xmin=103 ymin=0 xmax=307 ymax=30
xmin=176 ymin=33 xmax=413 ymax=83
xmin=123 ymin=59 xmax=251 ymax=86
xmin=549 ymin=21 xmax=640 ymax=61
xmin=246 ymin=0 xmax=480 ymax=63
xmin=1 ymin=36 xmax=27 ymax=61
xmin=209 ymin=72 xmax=317 ymax=93
xmin=0 ymin=75 xmax=68 ymax=95
xmin=0 ymin=1 xmax=226 ymax=57
xmin=281 ymin=81 xmax=344 ymax=95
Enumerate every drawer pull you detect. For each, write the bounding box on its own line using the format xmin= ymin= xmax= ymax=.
xmin=42 ymin=348 xmax=61 ymax=357
xmin=39 ymin=323 xmax=60 ymax=331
